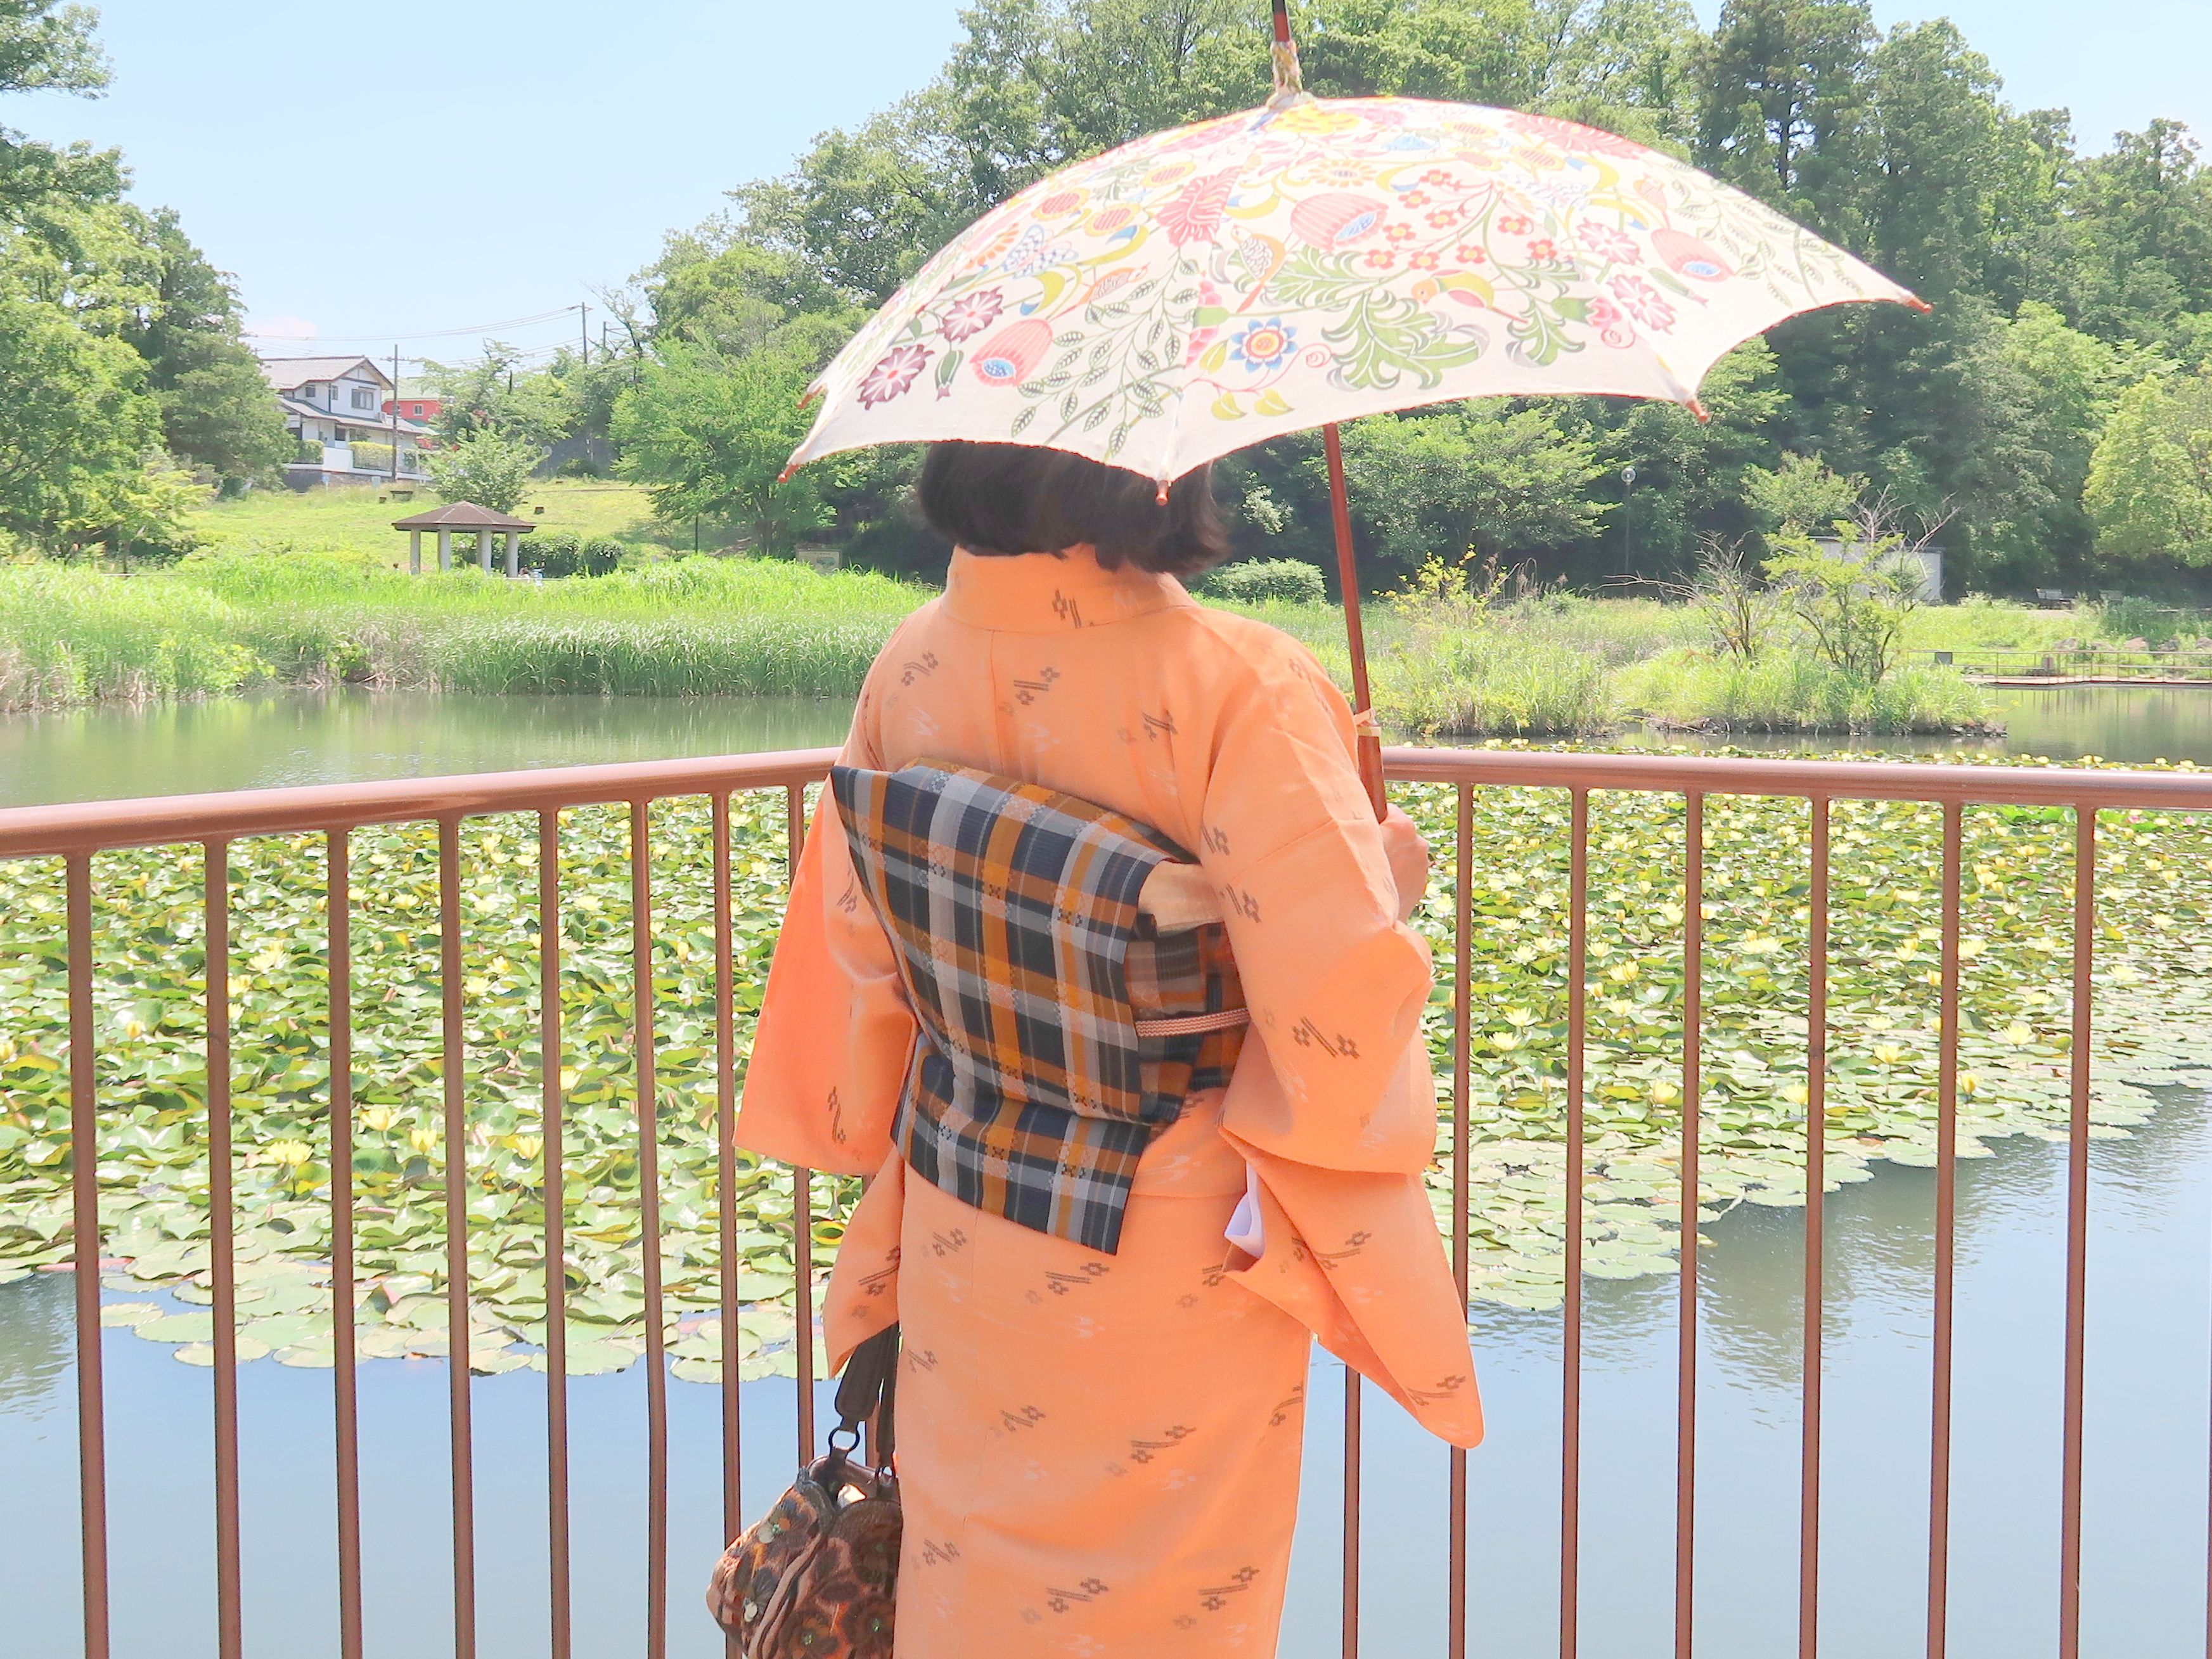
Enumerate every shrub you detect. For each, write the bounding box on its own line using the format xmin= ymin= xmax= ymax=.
xmin=1203 ymin=557 xmax=1327 ymax=605
xmin=1372 ymin=627 xmax=1617 ymax=737
xmin=525 ymin=530 xmax=622 ymax=579
xmin=1617 ymin=649 xmax=1995 ymax=734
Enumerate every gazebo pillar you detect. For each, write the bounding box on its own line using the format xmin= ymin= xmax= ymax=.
xmin=504 ymin=530 xmax=519 ymax=578
xmin=477 ymin=531 xmax=492 ymax=573
xmin=409 ymin=529 xmax=423 ymax=576
xmin=437 ymin=529 xmax=452 ymax=572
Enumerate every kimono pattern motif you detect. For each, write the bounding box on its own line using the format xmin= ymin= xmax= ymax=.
xmin=738 ymin=545 xmax=1482 ymax=1656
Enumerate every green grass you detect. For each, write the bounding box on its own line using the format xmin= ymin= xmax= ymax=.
xmin=1616 ymin=649 xmax=1999 ymax=735
xmin=0 ymin=552 xmax=918 ymax=711
xmin=0 ymin=541 xmax=2043 ymax=734
xmin=187 ymin=479 xmax=681 ymax=565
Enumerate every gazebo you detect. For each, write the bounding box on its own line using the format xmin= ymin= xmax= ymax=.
xmin=391 ymin=501 xmax=536 ymax=577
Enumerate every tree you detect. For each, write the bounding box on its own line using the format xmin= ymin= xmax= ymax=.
xmin=125 ymin=210 xmax=291 ymax=482
xmin=428 ymin=428 xmax=539 ymax=516
xmin=1746 ymin=451 xmax=1863 ymax=534
xmin=0 ymin=290 xmax=166 ymax=551
xmin=1332 ymin=403 xmax=1609 ymax=581
xmin=1765 ymin=500 xmax=1938 ymax=680
xmin=1696 ymin=0 xmax=1875 ymax=231
xmin=2085 ymin=371 xmax=2212 ymax=566
xmin=423 ymin=343 xmax=575 ymax=449
xmin=612 ymin=343 xmax=828 ymax=555
xmin=0 ymin=1 xmax=119 ymax=226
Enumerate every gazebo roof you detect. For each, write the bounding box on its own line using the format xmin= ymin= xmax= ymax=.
xmin=390 ymin=501 xmax=535 ymax=532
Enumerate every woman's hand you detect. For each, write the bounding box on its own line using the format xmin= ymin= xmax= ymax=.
xmin=1379 ymin=806 xmax=1431 ymax=922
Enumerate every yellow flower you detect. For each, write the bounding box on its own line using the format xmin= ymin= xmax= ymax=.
xmin=2000 ymin=1022 xmax=2034 ymax=1046
xmin=1957 ymin=1070 xmax=1981 ymax=1096
xmin=1502 ymin=1007 xmax=1538 ymax=1029
xmin=1781 ymin=1082 xmax=1810 ymax=1107
xmin=1649 ymin=1078 xmax=1681 ymax=1106
xmin=1872 ymin=1043 xmax=1906 ymax=1065
xmin=409 ymin=1125 xmax=440 ymax=1154
xmin=1605 ymin=961 xmax=1638 ymax=984
xmin=269 ymin=1139 xmax=312 ymax=1167
xmin=361 ymin=1107 xmax=395 ymax=1132
xmin=1739 ymin=935 xmax=1782 ymax=956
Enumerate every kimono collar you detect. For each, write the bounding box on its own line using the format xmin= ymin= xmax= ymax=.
xmin=942 ymin=545 xmax=1195 ymax=633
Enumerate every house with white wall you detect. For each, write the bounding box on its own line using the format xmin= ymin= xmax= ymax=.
xmin=259 ymin=355 xmax=435 ymax=488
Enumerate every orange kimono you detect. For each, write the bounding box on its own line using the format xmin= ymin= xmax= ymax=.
xmin=736 ymin=546 xmax=1481 ymax=1656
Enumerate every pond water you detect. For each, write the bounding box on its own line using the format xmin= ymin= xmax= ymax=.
xmin=5 ymin=1087 xmax=2205 ymax=1656
xmin=1 ymin=683 xmax=2207 ymax=811
xmin=2 ymin=683 xmax=2208 ymax=1651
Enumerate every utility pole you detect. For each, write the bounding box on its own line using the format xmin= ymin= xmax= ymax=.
xmin=579 ymin=301 xmax=589 ymax=366
xmin=390 ymin=345 xmax=402 ymax=484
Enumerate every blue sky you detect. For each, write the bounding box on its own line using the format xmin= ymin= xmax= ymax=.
xmin=10 ymin=1 xmax=2207 ymax=369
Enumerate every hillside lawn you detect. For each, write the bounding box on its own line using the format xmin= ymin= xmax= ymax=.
xmin=188 ymin=480 xmax=682 ymax=564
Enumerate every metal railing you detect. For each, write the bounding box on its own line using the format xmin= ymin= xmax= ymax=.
xmin=3 ymin=744 xmax=2210 ymax=1659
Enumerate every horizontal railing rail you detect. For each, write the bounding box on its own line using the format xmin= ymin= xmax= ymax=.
xmin=4 ymin=744 xmax=2209 ymax=1659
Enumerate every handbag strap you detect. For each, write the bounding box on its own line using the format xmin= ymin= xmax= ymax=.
xmin=827 ymin=1322 xmax=900 ymax=1469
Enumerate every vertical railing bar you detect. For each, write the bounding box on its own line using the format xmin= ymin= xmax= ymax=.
xmin=66 ymin=854 xmax=112 ymax=1659
xmin=1928 ymin=802 xmax=1962 ymax=1659
xmin=632 ymin=799 xmax=671 ymax=1659
xmin=1449 ymin=784 xmax=1472 ymax=1659
xmin=539 ymin=810 xmax=572 ymax=1659
xmin=1676 ymin=793 xmax=1704 ymax=1659
xmin=1562 ymin=787 xmax=1588 ymax=1659
xmin=1343 ymin=1365 xmax=1363 ymax=1659
xmin=438 ymin=817 xmax=477 ymax=1659
xmin=326 ymin=832 xmax=364 ymax=1659
xmin=713 ymin=792 xmax=742 ymax=1572
xmin=787 ymin=782 xmax=816 ymax=1462
xmin=2058 ymin=805 xmax=2096 ymax=1659
xmin=1801 ymin=797 xmax=1829 ymax=1659
xmin=207 ymin=840 xmax=243 ymax=1659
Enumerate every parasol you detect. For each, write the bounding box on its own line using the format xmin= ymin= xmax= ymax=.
xmin=783 ymin=1 xmax=1926 ymax=813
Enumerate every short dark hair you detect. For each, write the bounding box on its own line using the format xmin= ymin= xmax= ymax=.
xmin=916 ymin=442 xmax=1230 ymax=576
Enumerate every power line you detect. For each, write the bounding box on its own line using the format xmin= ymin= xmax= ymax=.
xmin=244 ymin=302 xmax=587 ymax=345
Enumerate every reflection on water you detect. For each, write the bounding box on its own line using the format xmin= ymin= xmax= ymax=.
xmin=5 ymin=1088 xmax=2204 ymax=1656
xmin=0 ymin=690 xmax=858 ymax=808
xmin=1652 ymin=684 xmax=2212 ymax=766
xmin=2 ymin=684 xmax=2208 ymax=812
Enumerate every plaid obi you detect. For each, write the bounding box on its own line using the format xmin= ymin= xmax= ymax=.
xmin=830 ymin=761 xmax=1247 ymax=1254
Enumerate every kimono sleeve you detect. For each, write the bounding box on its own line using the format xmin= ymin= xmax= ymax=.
xmin=1197 ymin=640 xmax=1438 ymax=1175
xmin=734 ymin=765 xmax=916 ymax=1179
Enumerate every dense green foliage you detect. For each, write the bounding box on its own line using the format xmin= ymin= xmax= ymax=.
xmin=2 ymin=766 xmax=2204 ymax=1371
xmin=600 ymin=0 xmax=2212 ymax=597
xmin=0 ymin=4 xmax=286 ymax=554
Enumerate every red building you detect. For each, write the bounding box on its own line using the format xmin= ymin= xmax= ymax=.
xmin=385 ymin=394 xmax=443 ymax=423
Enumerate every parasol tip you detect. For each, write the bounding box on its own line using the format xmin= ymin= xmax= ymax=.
xmin=776 ymin=462 xmax=799 ymax=484
xmin=1155 ymin=480 xmax=1171 ymax=505
xmin=1907 ymin=296 xmax=1934 ymax=314
xmin=1269 ymin=0 xmax=1305 ymax=102
xmin=1687 ymin=398 xmax=1711 ymax=425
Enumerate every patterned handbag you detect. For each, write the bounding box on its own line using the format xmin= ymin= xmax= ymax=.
xmin=705 ymin=1324 xmax=902 ymax=1656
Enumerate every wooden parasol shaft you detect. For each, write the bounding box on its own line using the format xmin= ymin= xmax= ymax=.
xmin=1323 ymin=422 xmax=1387 ymax=820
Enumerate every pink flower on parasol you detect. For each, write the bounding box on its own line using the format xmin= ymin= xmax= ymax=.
xmin=1585 ymin=297 xmax=1635 ymax=349
xmin=857 ymin=344 xmax=933 ymax=408
xmin=1576 ymin=223 xmax=1642 ymax=264
xmin=1609 ymin=273 xmax=1676 ymax=332
xmin=941 ymin=288 xmax=1006 ymax=342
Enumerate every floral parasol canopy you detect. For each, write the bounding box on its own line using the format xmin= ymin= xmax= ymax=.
xmin=783 ymin=36 xmax=1923 ymax=488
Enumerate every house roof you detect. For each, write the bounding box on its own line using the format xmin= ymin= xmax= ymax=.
xmin=391 ymin=501 xmax=536 ymax=532
xmin=259 ymin=354 xmax=394 ymax=393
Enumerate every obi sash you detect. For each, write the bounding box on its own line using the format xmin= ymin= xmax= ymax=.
xmin=829 ymin=760 xmax=1246 ymax=1254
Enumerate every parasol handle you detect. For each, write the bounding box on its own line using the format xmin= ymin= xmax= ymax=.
xmin=1323 ymin=422 xmax=1387 ymax=822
